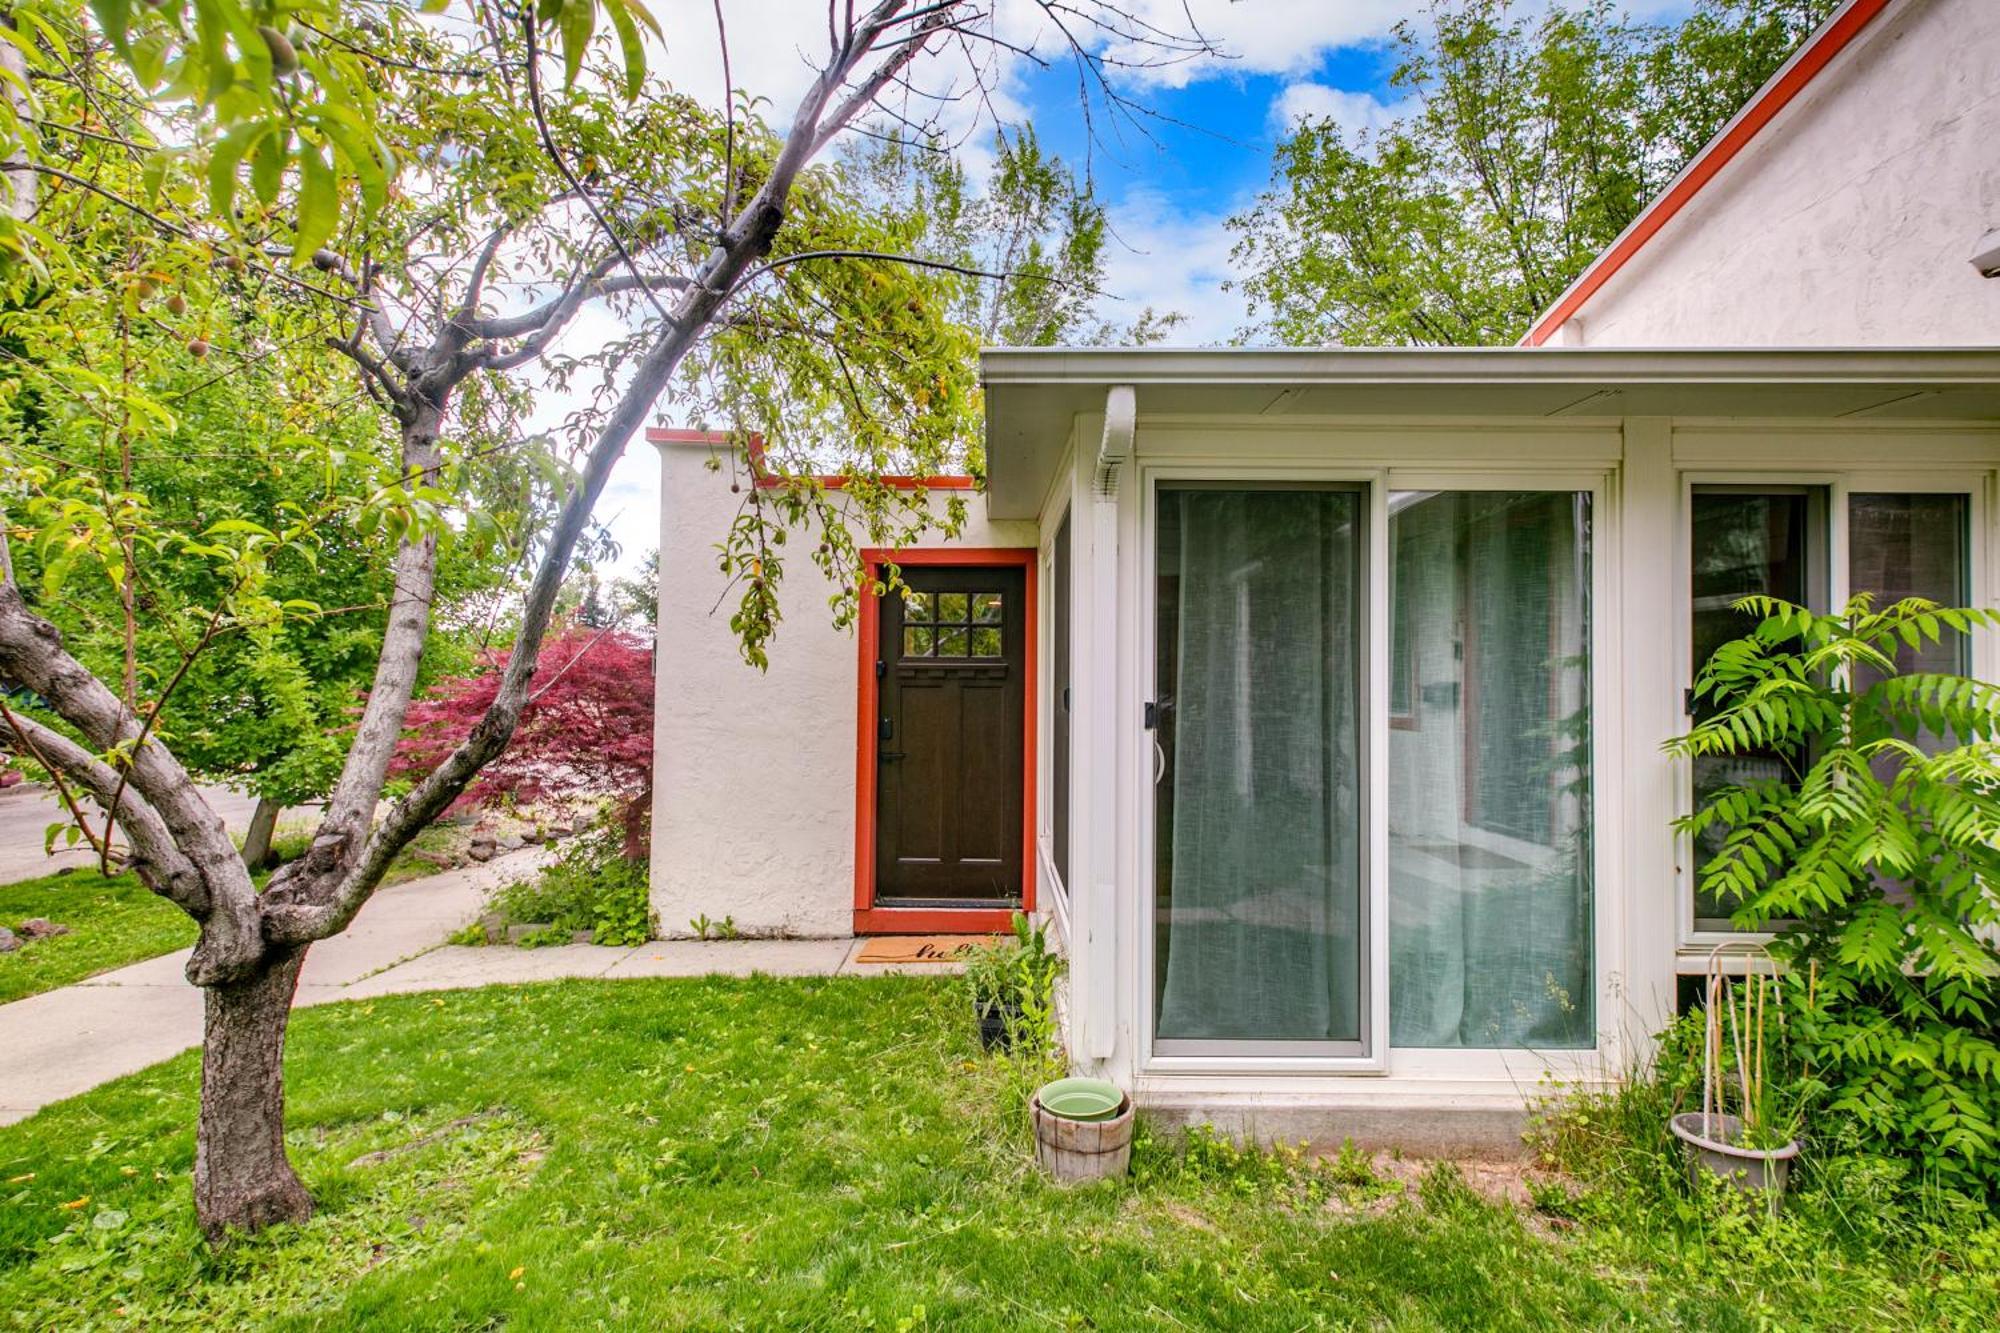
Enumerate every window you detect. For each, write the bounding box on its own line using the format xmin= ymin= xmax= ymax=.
xmin=1387 ymin=491 xmax=1594 ymax=1050
xmin=1153 ymin=485 xmax=1366 ymax=1052
xmin=1052 ymin=512 xmax=1072 ymax=894
xmin=902 ymin=589 xmax=1005 ymax=659
xmin=1685 ymin=486 xmax=1970 ymax=934
xmin=1687 ymin=487 xmax=1828 ymax=931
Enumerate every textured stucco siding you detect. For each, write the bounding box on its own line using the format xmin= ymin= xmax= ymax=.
xmin=1572 ymin=0 xmax=2000 ymax=347
xmin=649 ymin=439 xmax=1036 ymax=937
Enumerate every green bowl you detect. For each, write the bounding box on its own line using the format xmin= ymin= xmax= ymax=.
xmin=1037 ymin=1077 xmax=1124 ymax=1122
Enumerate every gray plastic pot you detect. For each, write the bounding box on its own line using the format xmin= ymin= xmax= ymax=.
xmin=1670 ymin=1112 xmax=1799 ymax=1202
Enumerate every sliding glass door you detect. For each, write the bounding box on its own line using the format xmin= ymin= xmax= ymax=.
xmin=1152 ymin=485 xmax=1366 ymax=1054
xmin=1386 ymin=491 xmax=1594 ymax=1049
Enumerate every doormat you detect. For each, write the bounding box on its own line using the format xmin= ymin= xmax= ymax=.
xmin=853 ymin=935 xmax=994 ymax=964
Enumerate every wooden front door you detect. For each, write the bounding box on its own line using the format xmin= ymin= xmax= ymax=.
xmin=874 ymin=565 xmax=1027 ymax=904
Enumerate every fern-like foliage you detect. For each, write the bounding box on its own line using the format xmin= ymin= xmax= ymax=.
xmin=1666 ymin=594 xmax=2000 ymax=1196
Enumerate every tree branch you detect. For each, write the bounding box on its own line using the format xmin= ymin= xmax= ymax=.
xmin=0 ymin=584 xmax=260 ymax=977
xmin=0 ymin=704 xmax=208 ymax=914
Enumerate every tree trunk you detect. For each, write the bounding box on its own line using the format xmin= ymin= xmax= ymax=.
xmin=193 ymin=948 xmax=314 ymax=1240
xmin=239 ymin=796 xmax=282 ymax=870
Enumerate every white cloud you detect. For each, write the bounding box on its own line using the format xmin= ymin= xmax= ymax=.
xmin=1269 ymin=83 xmax=1414 ymax=138
xmin=1095 ymin=0 xmax=1411 ymax=89
xmin=1096 ymin=187 xmax=1251 ymax=346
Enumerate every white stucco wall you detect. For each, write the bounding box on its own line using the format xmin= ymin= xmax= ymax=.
xmin=649 ymin=437 xmax=1036 ymax=938
xmin=1569 ymin=0 xmax=2000 ymax=347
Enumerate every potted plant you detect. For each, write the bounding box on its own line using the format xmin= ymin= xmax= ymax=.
xmin=1669 ymin=943 xmax=1805 ymax=1204
xmin=965 ymin=912 xmax=1062 ymax=1052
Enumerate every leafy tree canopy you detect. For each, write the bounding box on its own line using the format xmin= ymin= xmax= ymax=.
xmin=1228 ymin=0 xmax=1842 ymax=346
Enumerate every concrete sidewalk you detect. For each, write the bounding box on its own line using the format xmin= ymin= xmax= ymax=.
xmin=0 ymin=850 xmax=933 ymax=1126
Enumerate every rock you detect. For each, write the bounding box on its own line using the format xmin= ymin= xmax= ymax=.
xmin=497 ymin=834 xmax=525 ymax=852
xmin=467 ymin=836 xmax=497 ymax=863
xmin=409 ymin=849 xmax=455 ymax=869
xmin=0 ymin=927 xmax=17 ymax=953
xmin=506 ymin=922 xmax=552 ymax=946
xmin=523 ymin=828 xmax=545 ymax=845
xmin=480 ymin=913 xmax=507 ymax=945
xmin=571 ymin=929 xmax=594 ymax=945
xmin=18 ymin=919 xmax=71 ymax=939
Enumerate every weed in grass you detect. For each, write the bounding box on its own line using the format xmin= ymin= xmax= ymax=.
xmin=484 ymin=819 xmax=653 ymax=946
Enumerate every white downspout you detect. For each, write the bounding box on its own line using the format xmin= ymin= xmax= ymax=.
xmin=1076 ymin=386 xmax=1134 ymax=1063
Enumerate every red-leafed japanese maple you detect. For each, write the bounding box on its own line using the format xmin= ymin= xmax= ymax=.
xmin=393 ymin=622 xmax=654 ymax=857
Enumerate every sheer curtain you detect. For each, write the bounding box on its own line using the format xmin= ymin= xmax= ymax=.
xmin=1155 ymin=489 xmax=1362 ymax=1044
xmin=1387 ymin=492 xmax=1593 ymax=1049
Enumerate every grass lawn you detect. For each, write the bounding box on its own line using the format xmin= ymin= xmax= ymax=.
xmin=0 ymin=976 xmax=1992 ymax=1330
xmin=0 ymin=870 xmax=196 ymax=1005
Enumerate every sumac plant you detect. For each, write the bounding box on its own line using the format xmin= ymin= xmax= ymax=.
xmin=1668 ymin=594 xmax=2000 ymax=1195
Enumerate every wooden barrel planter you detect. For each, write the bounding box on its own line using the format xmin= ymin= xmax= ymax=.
xmin=1031 ymin=1080 xmax=1134 ymax=1183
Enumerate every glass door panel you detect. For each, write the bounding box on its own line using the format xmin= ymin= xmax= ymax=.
xmin=1387 ymin=491 xmax=1594 ymax=1049
xmin=1153 ymin=485 xmax=1366 ymax=1052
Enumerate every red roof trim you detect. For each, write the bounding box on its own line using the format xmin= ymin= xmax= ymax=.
xmin=644 ymin=426 xmax=977 ymax=492
xmin=1523 ymin=0 xmax=1894 ymax=347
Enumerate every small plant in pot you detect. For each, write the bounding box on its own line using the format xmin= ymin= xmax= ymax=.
xmin=1669 ymin=943 xmax=1808 ymax=1205
xmin=964 ymin=912 xmax=1062 ymax=1053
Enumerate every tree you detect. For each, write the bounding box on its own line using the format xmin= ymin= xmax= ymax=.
xmin=858 ymin=125 xmax=1181 ymax=346
xmin=1668 ymin=595 xmax=2000 ymax=1195
xmin=1227 ymin=0 xmax=1842 ymax=347
xmin=392 ymin=619 xmax=655 ymax=857
xmin=0 ymin=0 xmax=1214 ymax=1239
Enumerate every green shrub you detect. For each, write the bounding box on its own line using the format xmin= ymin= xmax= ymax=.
xmin=1667 ymin=594 xmax=2000 ymax=1196
xmin=485 ymin=818 xmax=655 ymax=946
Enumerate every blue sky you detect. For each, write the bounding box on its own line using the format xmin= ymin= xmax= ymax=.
xmin=1013 ymin=40 xmax=1404 ymax=232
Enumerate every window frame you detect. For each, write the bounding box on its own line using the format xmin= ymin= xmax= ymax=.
xmin=1674 ymin=469 xmax=1992 ymax=957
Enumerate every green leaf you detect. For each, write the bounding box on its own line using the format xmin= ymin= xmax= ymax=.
xmin=293 ymin=139 xmax=339 ymax=262
xmin=139 ymin=152 xmax=170 ymax=205
xmin=249 ymin=127 xmax=288 ymax=206
xmin=314 ymin=110 xmax=387 ymax=218
xmin=605 ymin=0 xmax=648 ymax=99
xmin=89 ymin=0 xmax=133 ymax=58
xmin=205 ymin=122 xmax=268 ymax=222
xmin=559 ymin=0 xmax=597 ymax=89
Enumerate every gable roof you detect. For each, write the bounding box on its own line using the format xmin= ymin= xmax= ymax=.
xmin=1522 ymin=0 xmax=1894 ymax=347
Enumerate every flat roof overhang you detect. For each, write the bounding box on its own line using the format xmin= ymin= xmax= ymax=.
xmin=980 ymin=347 xmax=2000 ymax=519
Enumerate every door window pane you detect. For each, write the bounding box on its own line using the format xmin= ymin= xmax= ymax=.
xmin=1154 ymin=487 xmax=1364 ymax=1048
xmin=1388 ymin=492 xmax=1594 ymax=1049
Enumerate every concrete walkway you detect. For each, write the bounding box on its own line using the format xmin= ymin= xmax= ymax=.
xmin=0 ymin=781 xmax=300 ymax=885
xmin=0 ymin=849 xmax=939 ymax=1126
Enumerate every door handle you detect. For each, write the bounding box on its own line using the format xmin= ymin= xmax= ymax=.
xmin=1152 ymin=736 xmax=1167 ymax=786
xmin=879 ymin=750 xmax=906 ymax=762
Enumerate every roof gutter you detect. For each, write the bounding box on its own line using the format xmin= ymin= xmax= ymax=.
xmin=981 ymin=346 xmax=2000 ymax=388
xmin=1520 ymin=0 xmax=1894 ymax=348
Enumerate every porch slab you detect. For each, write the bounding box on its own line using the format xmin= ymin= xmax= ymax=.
xmin=1138 ymin=1096 xmax=1532 ymax=1160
